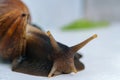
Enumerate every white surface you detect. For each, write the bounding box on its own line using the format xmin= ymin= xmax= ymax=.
xmin=0 ymin=23 xmax=120 ymax=80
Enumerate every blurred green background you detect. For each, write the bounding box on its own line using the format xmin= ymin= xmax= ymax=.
xmin=61 ymin=19 xmax=109 ymax=31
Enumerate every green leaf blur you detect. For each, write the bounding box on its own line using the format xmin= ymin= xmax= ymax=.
xmin=62 ymin=19 xmax=109 ymax=31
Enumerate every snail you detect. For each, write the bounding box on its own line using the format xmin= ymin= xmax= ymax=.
xmin=0 ymin=0 xmax=97 ymax=77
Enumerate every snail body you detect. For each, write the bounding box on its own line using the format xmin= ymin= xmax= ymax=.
xmin=0 ymin=0 xmax=97 ymax=77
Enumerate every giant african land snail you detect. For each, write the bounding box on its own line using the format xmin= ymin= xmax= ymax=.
xmin=0 ymin=0 xmax=97 ymax=77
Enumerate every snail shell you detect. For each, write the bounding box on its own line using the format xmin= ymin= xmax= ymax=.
xmin=0 ymin=0 xmax=30 ymax=60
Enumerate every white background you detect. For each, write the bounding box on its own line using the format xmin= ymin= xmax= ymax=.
xmin=22 ymin=0 xmax=84 ymax=29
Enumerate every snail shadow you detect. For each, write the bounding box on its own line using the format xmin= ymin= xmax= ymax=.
xmin=0 ymin=57 xmax=11 ymax=67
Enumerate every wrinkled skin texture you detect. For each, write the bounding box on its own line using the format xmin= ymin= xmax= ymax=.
xmin=0 ymin=0 xmax=97 ymax=77
xmin=11 ymin=25 xmax=84 ymax=77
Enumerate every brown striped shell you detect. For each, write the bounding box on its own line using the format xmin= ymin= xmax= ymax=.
xmin=0 ymin=0 xmax=30 ymax=60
